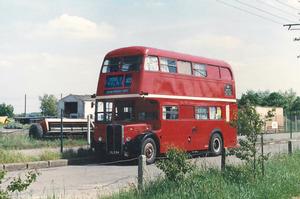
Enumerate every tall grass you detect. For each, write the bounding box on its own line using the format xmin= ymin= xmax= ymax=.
xmin=0 ymin=148 xmax=93 ymax=164
xmin=0 ymin=134 xmax=87 ymax=150
xmin=110 ymin=152 xmax=300 ymax=199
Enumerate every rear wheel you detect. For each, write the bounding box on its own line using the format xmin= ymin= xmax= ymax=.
xmin=209 ymin=133 xmax=223 ymax=156
xmin=141 ymin=138 xmax=157 ymax=164
xmin=29 ymin=123 xmax=43 ymax=139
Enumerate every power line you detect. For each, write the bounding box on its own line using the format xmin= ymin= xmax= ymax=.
xmin=275 ymin=0 xmax=300 ymax=12
xmin=234 ymin=0 xmax=297 ymax=23
xmin=256 ymin=0 xmax=299 ymax=19
xmin=216 ymin=0 xmax=283 ymax=25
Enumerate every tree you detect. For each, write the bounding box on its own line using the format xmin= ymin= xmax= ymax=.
xmin=39 ymin=94 xmax=58 ymax=116
xmin=238 ymin=90 xmax=270 ymax=107
xmin=291 ymin=96 xmax=300 ymax=114
xmin=0 ymin=103 xmax=14 ymax=118
xmin=264 ymin=92 xmax=286 ymax=107
xmin=230 ymin=102 xmax=273 ymax=178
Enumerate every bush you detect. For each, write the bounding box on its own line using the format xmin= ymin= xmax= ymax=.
xmin=0 ymin=170 xmax=39 ymax=199
xmin=156 ymin=148 xmax=194 ymax=182
xmin=0 ymin=104 xmax=14 ymax=118
xmin=4 ymin=122 xmax=23 ymax=129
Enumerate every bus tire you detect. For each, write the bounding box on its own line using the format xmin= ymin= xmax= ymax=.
xmin=209 ymin=133 xmax=223 ymax=156
xmin=29 ymin=123 xmax=43 ymax=139
xmin=141 ymin=138 xmax=157 ymax=164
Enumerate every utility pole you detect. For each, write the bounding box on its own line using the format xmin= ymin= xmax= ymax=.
xmin=24 ymin=94 xmax=27 ymax=117
xmin=284 ymin=23 xmax=300 ymax=58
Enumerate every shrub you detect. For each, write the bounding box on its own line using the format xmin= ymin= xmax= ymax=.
xmin=156 ymin=148 xmax=194 ymax=182
xmin=0 ymin=170 xmax=39 ymax=199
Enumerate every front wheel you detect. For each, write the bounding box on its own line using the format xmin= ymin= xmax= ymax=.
xmin=209 ymin=133 xmax=223 ymax=156
xmin=141 ymin=138 xmax=157 ymax=164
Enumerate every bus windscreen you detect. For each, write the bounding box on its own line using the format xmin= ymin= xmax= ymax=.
xmin=102 ymin=56 xmax=142 ymax=73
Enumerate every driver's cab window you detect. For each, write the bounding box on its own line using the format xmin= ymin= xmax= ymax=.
xmin=115 ymin=102 xmax=134 ymax=121
xmin=96 ymin=101 xmax=113 ymax=122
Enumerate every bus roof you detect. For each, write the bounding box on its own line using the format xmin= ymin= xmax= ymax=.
xmin=105 ymin=46 xmax=231 ymax=68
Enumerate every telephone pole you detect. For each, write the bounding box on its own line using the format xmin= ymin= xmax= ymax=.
xmin=284 ymin=23 xmax=300 ymax=58
xmin=24 ymin=94 xmax=27 ymax=117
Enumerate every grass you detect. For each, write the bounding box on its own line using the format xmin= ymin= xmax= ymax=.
xmin=0 ymin=148 xmax=93 ymax=164
xmin=0 ymin=133 xmax=87 ymax=150
xmin=109 ymin=152 xmax=300 ymax=199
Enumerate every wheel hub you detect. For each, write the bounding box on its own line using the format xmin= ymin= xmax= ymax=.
xmin=144 ymin=143 xmax=154 ymax=159
xmin=213 ymin=138 xmax=221 ymax=152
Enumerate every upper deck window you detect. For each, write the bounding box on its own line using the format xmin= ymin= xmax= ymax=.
xmin=177 ymin=61 xmax=192 ymax=75
xmin=121 ymin=56 xmax=142 ymax=72
xmin=160 ymin=58 xmax=177 ymax=73
xmin=102 ymin=56 xmax=142 ymax=73
xmin=193 ymin=63 xmax=207 ymax=77
xmin=102 ymin=58 xmax=120 ymax=73
xmin=145 ymin=56 xmax=159 ymax=71
xmin=220 ymin=67 xmax=233 ymax=80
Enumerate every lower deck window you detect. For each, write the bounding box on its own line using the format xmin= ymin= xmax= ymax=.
xmin=162 ymin=106 xmax=178 ymax=120
xmin=195 ymin=107 xmax=208 ymax=120
xmin=195 ymin=106 xmax=222 ymax=120
xmin=209 ymin=107 xmax=222 ymax=120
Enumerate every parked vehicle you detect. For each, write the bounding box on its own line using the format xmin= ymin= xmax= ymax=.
xmin=92 ymin=46 xmax=237 ymax=164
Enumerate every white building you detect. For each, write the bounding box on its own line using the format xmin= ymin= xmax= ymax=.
xmin=58 ymin=94 xmax=95 ymax=119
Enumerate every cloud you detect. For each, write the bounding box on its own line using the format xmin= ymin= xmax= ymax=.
xmin=32 ymin=14 xmax=115 ymax=40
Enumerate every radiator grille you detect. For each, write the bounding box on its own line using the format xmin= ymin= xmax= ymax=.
xmin=106 ymin=125 xmax=123 ymax=155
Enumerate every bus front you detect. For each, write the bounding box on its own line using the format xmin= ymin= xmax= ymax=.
xmin=93 ymin=50 xmax=160 ymax=164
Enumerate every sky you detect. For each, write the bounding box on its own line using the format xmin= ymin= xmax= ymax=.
xmin=1 ymin=0 xmax=300 ymax=113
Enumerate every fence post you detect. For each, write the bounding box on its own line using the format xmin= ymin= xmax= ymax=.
xmin=138 ymin=155 xmax=146 ymax=190
xmin=295 ymin=115 xmax=298 ymax=132
xmin=87 ymin=115 xmax=91 ymax=146
xmin=60 ymin=109 xmax=64 ymax=153
xmin=221 ymin=147 xmax=226 ymax=172
xmin=288 ymin=140 xmax=292 ymax=155
xmin=261 ymin=132 xmax=265 ymax=176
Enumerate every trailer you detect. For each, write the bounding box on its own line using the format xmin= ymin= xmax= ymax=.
xmin=29 ymin=117 xmax=94 ymax=139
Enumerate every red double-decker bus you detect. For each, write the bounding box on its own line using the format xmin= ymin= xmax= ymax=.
xmin=92 ymin=46 xmax=237 ymax=164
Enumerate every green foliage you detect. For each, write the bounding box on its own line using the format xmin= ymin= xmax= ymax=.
xmin=230 ymin=103 xmax=273 ymax=177
xmin=4 ymin=122 xmax=23 ymax=129
xmin=238 ymin=89 xmax=299 ymax=113
xmin=0 ymin=103 xmax=14 ymax=118
xmin=110 ymin=152 xmax=300 ymax=199
xmin=0 ymin=170 xmax=39 ymax=199
xmin=156 ymin=148 xmax=194 ymax=182
xmin=39 ymin=94 xmax=58 ymax=116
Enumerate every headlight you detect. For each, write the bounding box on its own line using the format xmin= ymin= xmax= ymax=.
xmin=126 ymin=137 xmax=131 ymax=142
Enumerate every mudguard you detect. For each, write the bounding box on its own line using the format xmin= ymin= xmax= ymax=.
xmin=125 ymin=131 xmax=160 ymax=156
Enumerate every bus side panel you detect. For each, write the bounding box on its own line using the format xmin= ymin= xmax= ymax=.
xmin=222 ymin=103 xmax=238 ymax=148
